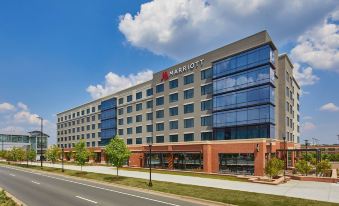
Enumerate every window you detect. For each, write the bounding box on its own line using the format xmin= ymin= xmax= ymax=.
xmin=184 ymin=118 xmax=194 ymax=128
xmin=201 ymin=100 xmax=212 ymax=111
xmin=127 ymin=139 xmax=133 ymax=145
xmin=156 ymin=110 xmax=164 ymax=118
xmin=169 ymin=135 xmax=178 ymax=142
xmin=118 ymin=129 xmax=123 ymax=135
xmin=87 ymin=133 xmax=90 ymax=139
xmin=156 ymin=123 xmax=164 ymax=131
xmin=87 ymin=109 xmax=90 ymax=114
xmin=169 ymin=107 xmax=178 ymax=116
xmin=201 ymin=132 xmax=212 ymax=141
xmin=118 ymin=118 xmax=124 ymax=125
xmin=127 ymin=95 xmax=133 ymax=102
xmin=201 ymin=68 xmax=212 ymax=80
xmin=136 ymin=115 xmax=142 ymax=122
xmin=201 ymin=84 xmax=213 ymax=95
xmin=136 ymin=126 xmax=142 ymax=133
xmin=184 ymin=74 xmax=194 ymax=85
xmin=136 ymin=138 xmax=142 ymax=144
xmin=136 ymin=91 xmax=142 ymax=100
xmin=156 ymin=136 xmax=164 ymax=143
xmin=147 ymin=88 xmax=153 ymax=96
xmin=169 ymin=79 xmax=178 ymax=89
xmin=169 ymin=120 xmax=178 ymax=130
xmin=127 ymin=128 xmax=132 ymax=134
xmin=127 ymin=106 xmax=132 ymax=113
xmin=184 ymin=103 xmax=194 ymax=113
xmin=169 ymin=93 xmax=178 ymax=103
xmin=146 ymin=137 xmax=153 ymax=144
xmin=201 ymin=116 xmax=212 ymax=126
xmin=127 ymin=117 xmax=132 ymax=124
xmin=184 ymin=133 xmax=194 ymax=141
xmin=146 ymin=125 xmax=153 ymax=132
xmin=156 ymin=96 xmax=164 ymax=106
xmin=184 ymin=89 xmax=194 ymax=99
xmin=92 ymin=124 xmax=96 ymax=129
xmin=146 ymin=112 xmax=153 ymax=121
xmin=136 ymin=103 xmax=142 ymax=111
xmin=146 ymin=100 xmax=153 ymax=109
xmin=118 ymin=108 xmax=124 ymax=115
xmin=92 ymin=133 xmax=96 ymax=138
xmin=92 ymin=107 xmax=95 ymax=113
xmin=156 ymin=84 xmax=164 ymax=93
xmin=92 ymin=115 xmax=95 ymax=121
xmin=118 ymin=98 xmax=123 ymax=105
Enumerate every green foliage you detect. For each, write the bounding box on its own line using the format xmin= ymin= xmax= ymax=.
xmin=46 ymin=145 xmax=60 ymax=164
xmin=0 ymin=190 xmax=17 ymax=206
xmin=302 ymin=153 xmax=313 ymax=161
xmin=26 ymin=149 xmax=37 ymax=162
xmin=105 ymin=136 xmax=131 ymax=176
xmin=316 ymin=160 xmax=332 ymax=176
xmin=0 ymin=150 xmax=7 ymax=159
xmin=295 ymin=160 xmax=313 ymax=176
xmin=74 ymin=141 xmax=90 ymax=171
xmin=5 ymin=147 xmax=25 ymax=162
xmin=265 ymin=158 xmax=284 ymax=179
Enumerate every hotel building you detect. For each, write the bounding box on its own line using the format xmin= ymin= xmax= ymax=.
xmin=57 ymin=31 xmax=300 ymax=176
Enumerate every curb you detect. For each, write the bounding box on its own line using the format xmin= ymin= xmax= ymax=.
xmin=2 ymin=164 xmax=234 ymax=206
xmin=0 ymin=187 xmax=26 ymax=206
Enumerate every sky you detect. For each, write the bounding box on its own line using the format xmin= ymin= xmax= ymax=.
xmin=0 ymin=0 xmax=338 ymax=145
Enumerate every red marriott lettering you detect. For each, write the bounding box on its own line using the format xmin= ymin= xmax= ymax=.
xmin=161 ymin=71 xmax=169 ymax=81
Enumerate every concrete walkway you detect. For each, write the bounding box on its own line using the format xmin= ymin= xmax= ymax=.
xmin=24 ymin=162 xmax=339 ymax=203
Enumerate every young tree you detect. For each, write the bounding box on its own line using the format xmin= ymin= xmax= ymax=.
xmin=46 ymin=145 xmax=60 ymax=164
xmin=316 ymin=160 xmax=331 ymax=177
xmin=74 ymin=141 xmax=90 ymax=171
xmin=105 ymin=136 xmax=131 ymax=177
xmin=27 ymin=149 xmax=37 ymax=162
xmin=265 ymin=157 xmax=284 ymax=179
xmin=295 ymin=160 xmax=312 ymax=176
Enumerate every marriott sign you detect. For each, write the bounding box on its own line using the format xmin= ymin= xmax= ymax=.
xmin=161 ymin=59 xmax=204 ymax=81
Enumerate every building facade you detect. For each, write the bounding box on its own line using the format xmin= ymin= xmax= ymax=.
xmin=57 ymin=31 xmax=301 ymax=176
xmin=0 ymin=131 xmax=49 ymax=160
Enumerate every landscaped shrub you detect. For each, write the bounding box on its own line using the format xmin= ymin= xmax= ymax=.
xmin=295 ymin=160 xmax=313 ymax=176
xmin=265 ymin=158 xmax=284 ymax=179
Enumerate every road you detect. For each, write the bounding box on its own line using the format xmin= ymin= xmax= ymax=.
xmin=0 ymin=165 xmax=208 ymax=206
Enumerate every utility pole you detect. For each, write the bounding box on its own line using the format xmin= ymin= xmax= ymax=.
xmin=304 ymin=139 xmax=309 ymax=176
xmin=37 ymin=116 xmax=43 ymax=169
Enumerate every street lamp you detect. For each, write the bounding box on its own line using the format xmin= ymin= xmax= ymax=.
xmin=304 ymin=139 xmax=309 ymax=176
xmin=61 ymin=148 xmax=64 ymax=172
xmin=282 ymin=134 xmax=286 ymax=182
xmin=37 ymin=116 xmax=43 ymax=169
xmin=148 ymin=141 xmax=153 ymax=187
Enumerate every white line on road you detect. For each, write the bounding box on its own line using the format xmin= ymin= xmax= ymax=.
xmin=31 ymin=181 xmax=40 ymax=185
xmin=75 ymin=196 xmax=98 ymax=204
xmin=1 ymin=166 xmax=181 ymax=206
xmin=9 ymin=174 xmax=15 ymax=177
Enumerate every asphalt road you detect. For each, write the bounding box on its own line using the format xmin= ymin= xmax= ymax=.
xmin=0 ymin=165 xmax=208 ymax=206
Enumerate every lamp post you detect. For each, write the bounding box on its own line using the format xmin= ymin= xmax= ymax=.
xmin=26 ymin=146 xmax=29 ymax=167
xmin=148 ymin=142 xmax=153 ymax=187
xmin=304 ymin=139 xmax=309 ymax=176
xmin=37 ymin=116 xmax=43 ymax=169
xmin=283 ymin=135 xmax=286 ymax=182
xmin=61 ymin=148 xmax=64 ymax=172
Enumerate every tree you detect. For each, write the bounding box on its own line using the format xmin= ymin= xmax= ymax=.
xmin=46 ymin=145 xmax=60 ymax=164
xmin=105 ymin=136 xmax=131 ymax=177
xmin=27 ymin=149 xmax=37 ymax=162
xmin=316 ymin=160 xmax=331 ymax=177
xmin=74 ymin=141 xmax=90 ymax=171
xmin=295 ymin=160 xmax=312 ymax=176
xmin=265 ymin=158 xmax=284 ymax=179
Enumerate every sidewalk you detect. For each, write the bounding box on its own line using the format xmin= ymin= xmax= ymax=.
xmin=25 ymin=162 xmax=339 ymax=203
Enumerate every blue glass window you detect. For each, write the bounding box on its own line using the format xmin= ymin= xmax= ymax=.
xmin=136 ymin=91 xmax=142 ymax=100
xmin=156 ymin=136 xmax=164 ymax=143
xmin=184 ymin=103 xmax=194 ymax=113
xmin=169 ymin=135 xmax=178 ymax=142
xmin=201 ymin=116 xmax=212 ymax=126
xmin=127 ymin=95 xmax=132 ymax=102
xmin=136 ymin=115 xmax=142 ymax=122
xmin=201 ymin=84 xmax=213 ymax=95
xmin=146 ymin=112 xmax=153 ymax=120
xmin=169 ymin=93 xmax=178 ymax=103
xmin=184 ymin=89 xmax=194 ymax=99
xmin=136 ymin=138 xmax=142 ymax=144
xmin=127 ymin=128 xmax=132 ymax=134
xmin=169 ymin=121 xmax=178 ymax=130
xmin=127 ymin=106 xmax=132 ymax=113
xmin=169 ymin=107 xmax=178 ymax=116
xmin=184 ymin=74 xmax=194 ymax=85
xmin=184 ymin=118 xmax=194 ymax=128
xmin=156 ymin=110 xmax=164 ymax=118
xmin=201 ymin=99 xmax=212 ymax=111
xmin=201 ymin=132 xmax=212 ymax=141
xmin=184 ymin=133 xmax=194 ymax=141
xmin=156 ymin=84 xmax=164 ymax=93
xmin=136 ymin=126 xmax=142 ymax=134
xmin=201 ymin=68 xmax=213 ymax=80
xmin=127 ymin=139 xmax=132 ymax=145
xmin=156 ymin=123 xmax=164 ymax=131
xmin=146 ymin=125 xmax=153 ymax=132
xmin=169 ymin=79 xmax=178 ymax=89
xmin=136 ymin=103 xmax=142 ymax=111
xmin=156 ymin=96 xmax=164 ymax=106
xmin=147 ymin=88 xmax=153 ymax=96
xmin=146 ymin=100 xmax=153 ymax=108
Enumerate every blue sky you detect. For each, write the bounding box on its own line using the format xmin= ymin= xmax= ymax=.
xmin=0 ymin=0 xmax=338 ymax=145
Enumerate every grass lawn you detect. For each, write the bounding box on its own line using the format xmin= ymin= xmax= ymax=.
xmin=2 ymin=162 xmax=338 ymax=206
xmin=0 ymin=190 xmax=18 ymax=206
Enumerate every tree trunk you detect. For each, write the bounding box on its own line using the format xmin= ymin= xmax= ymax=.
xmin=117 ymin=167 xmax=119 ymax=177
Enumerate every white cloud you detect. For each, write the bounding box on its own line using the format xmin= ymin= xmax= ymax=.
xmin=87 ymin=70 xmax=153 ymax=99
xmin=303 ymin=116 xmax=313 ymax=120
xmin=118 ymin=0 xmax=337 ymax=60
xmin=14 ymin=111 xmax=41 ymax=125
xmin=0 ymin=102 xmax=15 ymax=112
xmin=320 ymin=102 xmax=339 ymax=112
xmin=293 ymin=63 xmax=319 ymax=86
xmin=291 ymin=14 xmax=339 ymax=72
xmin=17 ymin=102 xmax=28 ymax=110
xmin=302 ymin=122 xmax=316 ymax=132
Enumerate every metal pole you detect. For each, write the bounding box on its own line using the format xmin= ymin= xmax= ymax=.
xmin=148 ymin=144 xmax=152 ymax=187
xmin=283 ymin=135 xmax=286 ymax=182
xmin=26 ymin=146 xmax=29 ymax=167
xmin=304 ymin=139 xmax=308 ymax=176
xmin=62 ymin=148 xmax=64 ymax=172
xmin=41 ymin=118 xmax=43 ymax=168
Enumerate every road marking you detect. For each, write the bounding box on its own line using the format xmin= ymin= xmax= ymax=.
xmin=1 ymin=165 xmax=181 ymax=206
xmin=9 ymin=174 xmax=15 ymax=177
xmin=75 ymin=196 xmax=98 ymax=204
xmin=31 ymin=181 xmax=40 ymax=185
